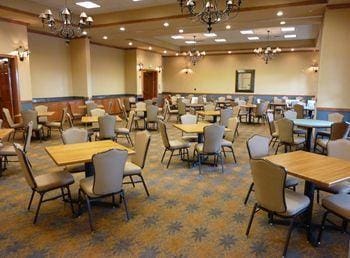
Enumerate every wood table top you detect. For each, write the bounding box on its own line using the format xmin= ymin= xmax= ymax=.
xmin=81 ymin=115 xmax=122 ymax=123
xmin=197 ymin=110 xmax=221 ymax=116
xmin=45 ymin=140 xmax=135 ymax=166
xmin=265 ymin=151 xmax=350 ymax=187
xmin=292 ymin=119 xmax=332 ymax=128
xmin=78 ymin=105 xmax=104 ymax=109
xmin=240 ymin=104 xmax=257 ymax=109
xmin=15 ymin=111 xmax=55 ymax=117
xmin=173 ymin=122 xmax=230 ymax=134
xmin=0 ymin=128 xmax=14 ymax=139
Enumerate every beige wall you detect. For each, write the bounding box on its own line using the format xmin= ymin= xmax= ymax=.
xmin=0 ymin=21 xmax=32 ymax=100
xmin=317 ymin=7 xmax=350 ymax=109
xmin=91 ymin=44 xmax=125 ymax=96
xmin=125 ymin=49 xmax=137 ymax=94
xmin=163 ymin=52 xmax=318 ymax=96
xmin=28 ymin=33 xmax=73 ymax=98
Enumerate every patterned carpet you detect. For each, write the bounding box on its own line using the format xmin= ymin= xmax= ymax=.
xmin=0 ymin=119 xmax=348 ymax=257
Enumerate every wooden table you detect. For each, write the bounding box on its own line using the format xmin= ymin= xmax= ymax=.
xmin=266 ymin=151 xmax=350 ymax=245
xmin=0 ymin=128 xmax=14 ymax=140
xmin=186 ymin=103 xmax=204 ymax=110
xmin=240 ymin=104 xmax=257 ymax=124
xmin=196 ymin=110 xmax=221 ymax=123
xmin=81 ymin=115 xmax=122 ymax=124
xmin=46 ymin=140 xmax=135 ymax=177
xmin=292 ymin=119 xmax=332 ymax=151
xmin=269 ymin=103 xmax=287 ymax=119
xmin=15 ymin=111 xmax=55 ymax=117
xmin=78 ymin=104 xmax=104 ymax=109
xmin=216 ymin=100 xmax=231 ymax=108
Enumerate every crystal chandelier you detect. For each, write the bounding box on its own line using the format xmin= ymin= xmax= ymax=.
xmin=186 ymin=36 xmax=206 ymax=66
xmin=178 ymin=0 xmax=242 ymax=32
xmin=253 ymin=30 xmax=281 ymax=64
xmin=39 ymin=1 xmax=93 ymax=41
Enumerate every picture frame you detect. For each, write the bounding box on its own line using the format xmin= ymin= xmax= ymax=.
xmin=235 ymin=69 xmax=255 ymax=93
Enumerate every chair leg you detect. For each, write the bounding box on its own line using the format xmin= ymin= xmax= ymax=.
xmin=121 ymin=190 xmax=130 ymax=221
xmin=316 ymin=190 xmax=320 ymax=204
xmin=230 ymin=147 xmax=237 ymax=163
xmin=129 ymin=175 xmax=135 ymax=187
xmin=112 ymin=195 xmax=116 ymax=208
xmin=139 ymin=175 xmax=150 ymax=196
xmin=219 ymin=153 xmax=224 ymax=173
xmin=246 ymin=203 xmax=258 ymax=236
xmin=317 ymin=211 xmax=329 ymax=245
xmin=244 ymin=183 xmax=254 ymax=205
xmin=33 ymin=193 xmax=44 ymax=224
xmin=166 ymin=150 xmax=174 ymax=168
xmin=66 ymin=186 xmax=75 ymax=216
xmin=161 ymin=149 xmax=167 ymax=163
xmin=27 ymin=190 xmax=35 ymax=210
xmin=275 ymin=143 xmax=280 ymax=154
xmin=222 ymin=147 xmax=227 ymax=158
xmin=198 ymin=154 xmax=202 ymax=174
xmin=61 ymin=188 xmax=66 ymax=201
xmin=127 ymin=134 xmax=134 ymax=146
xmin=85 ymin=194 xmax=94 ymax=231
xmin=282 ymin=217 xmax=296 ymax=257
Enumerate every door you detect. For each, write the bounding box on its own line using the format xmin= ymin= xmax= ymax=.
xmin=143 ymin=71 xmax=158 ymax=100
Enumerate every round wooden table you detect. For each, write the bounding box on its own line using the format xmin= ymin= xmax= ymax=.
xmin=292 ymin=119 xmax=333 ymax=151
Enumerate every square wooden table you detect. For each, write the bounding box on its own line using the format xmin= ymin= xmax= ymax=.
xmin=46 ymin=140 xmax=135 ymax=177
xmin=81 ymin=115 xmax=122 ymax=124
xmin=265 ymin=151 xmax=350 ymax=244
xmin=0 ymin=128 xmax=14 ymax=140
xmin=240 ymin=104 xmax=257 ymax=124
xmin=15 ymin=111 xmax=55 ymax=117
xmin=196 ymin=110 xmax=221 ymax=123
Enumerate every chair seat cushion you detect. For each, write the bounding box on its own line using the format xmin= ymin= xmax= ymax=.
xmin=65 ymin=164 xmax=85 ymax=173
xmin=322 ymin=194 xmax=350 ymax=220
xmin=35 ymin=171 xmax=74 ymax=192
xmin=0 ymin=143 xmax=22 ymax=156
xmin=169 ymin=110 xmax=178 ymax=114
xmin=317 ymin=130 xmax=330 ymax=137
xmin=221 ymin=139 xmax=232 ymax=147
xmin=124 ymin=162 xmax=142 ymax=176
xmin=294 ymin=137 xmax=305 ymax=145
xmin=286 ymin=176 xmax=299 ymax=187
xmin=13 ymin=123 xmax=24 ymax=129
xmin=316 ymin=138 xmax=329 ymax=148
xmin=116 ymin=128 xmax=129 ymax=134
xmin=46 ymin=122 xmax=61 ymax=128
xmin=182 ymin=135 xmax=198 ymax=142
xmin=272 ymin=132 xmax=279 ymax=137
xmin=80 ymin=177 xmax=99 ymax=197
xmin=157 ymin=115 xmax=165 ymax=120
xmin=294 ymin=128 xmax=306 ymax=135
xmin=278 ymin=189 xmax=310 ymax=216
xmin=317 ymin=180 xmax=350 ymax=194
xmin=169 ymin=140 xmax=190 ymax=149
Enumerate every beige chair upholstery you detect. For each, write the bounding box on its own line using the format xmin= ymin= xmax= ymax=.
xmin=221 ymin=117 xmax=238 ymax=163
xmin=314 ymin=122 xmax=348 ymax=153
xmin=284 ymin=110 xmax=297 ymax=120
xmin=86 ymin=102 xmax=98 ymax=116
xmin=67 ymin=103 xmax=83 ymax=125
xmin=165 ymin=99 xmax=178 ymax=121
xmin=124 ymin=131 xmax=151 ymax=196
xmin=315 ymin=112 xmax=345 ymax=140
xmin=34 ymin=105 xmax=48 ymax=124
xmin=177 ymin=101 xmax=187 ymax=118
xmin=115 ymin=111 xmax=134 ymax=146
xmin=45 ymin=107 xmax=68 ymax=137
xmin=293 ymin=104 xmax=304 ymax=119
xmin=194 ymin=125 xmax=225 ymax=174
xmin=251 ymin=102 xmax=268 ymax=123
xmin=220 ymin=108 xmax=233 ymax=127
xmin=134 ymin=102 xmax=146 ymax=129
xmin=98 ymin=115 xmax=116 ymax=140
xmin=14 ymin=143 xmax=74 ymax=224
xmin=159 ymin=121 xmax=190 ymax=168
xmin=22 ymin=110 xmax=44 ymax=142
xmin=275 ymin=118 xmax=305 ymax=154
xmin=267 ymin=112 xmax=279 ymax=147
xmin=78 ymin=149 xmax=129 ymax=231
xmin=145 ymin=105 xmax=159 ymax=130
xmin=246 ymin=159 xmax=310 ymax=257
xmin=180 ymin=114 xmax=198 ymax=142
xmin=2 ymin=107 xmax=24 ymax=140
xmin=203 ymin=103 xmax=215 ymax=122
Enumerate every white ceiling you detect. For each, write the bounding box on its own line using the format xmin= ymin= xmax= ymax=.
xmin=28 ymin=0 xmax=176 ymax=14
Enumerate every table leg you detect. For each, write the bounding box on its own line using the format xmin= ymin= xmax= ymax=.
xmin=305 ymin=127 xmax=313 ymax=152
xmin=197 ymin=133 xmax=204 ymax=143
xmin=248 ymin=108 xmax=252 ymax=124
xmin=85 ymin=162 xmax=95 ymax=177
xmin=304 ymin=180 xmax=317 ymax=246
xmin=213 ymin=116 xmax=218 ymax=123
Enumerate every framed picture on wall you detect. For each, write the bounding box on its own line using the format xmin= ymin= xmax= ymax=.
xmin=235 ymin=69 xmax=255 ymax=93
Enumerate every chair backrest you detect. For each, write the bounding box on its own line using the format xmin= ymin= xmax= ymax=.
xmin=92 ymin=149 xmax=128 ymax=195
xmin=225 ymin=117 xmax=239 ymax=143
xmin=284 ymin=110 xmax=297 ymax=120
xmin=330 ymin=122 xmax=348 ymax=140
xmin=86 ymin=102 xmax=98 ymax=116
xmin=2 ymin=108 xmax=15 ymax=127
xmin=98 ymin=115 xmax=116 ymax=139
xmin=181 ymin=114 xmax=197 ymax=124
xmin=246 ymin=134 xmax=270 ymax=159
xmin=293 ymin=104 xmax=304 ymax=119
xmin=145 ymin=99 xmax=153 ymax=106
xmin=328 ymin=112 xmax=344 ymax=123
xmin=178 ymin=101 xmax=187 ymax=116
xmin=129 ymin=97 xmax=136 ymax=103
xmin=66 ymin=113 xmax=74 ymax=128
xmin=273 ymin=97 xmax=283 ymax=104
xmin=34 ymin=105 xmax=48 ymax=113
xmin=0 ymin=119 xmax=2 ymax=129
xmin=159 ymin=121 xmax=170 ymax=148
xmin=146 ymin=105 xmax=158 ymax=122
xmin=126 ymin=111 xmax=135 ymax=130
xmin=266 ymin=113 xmax=277 ymax=135
xmin=132 ymin=131 xmax=151 ymax=168
xmin=204 ymin=103 xmax=215 ymax=111
xmin=218 ymin=96 xmax=225 ymax=102
xmin=21 ymin=110 xmax=39 ymax=130
xmin=226 ymin=95 xmax=232 ymax=100
xmin=203 ymin=125 xmax=225 ymax=153
xmin=250 ymin=159 xmax=287 ymax=213
xmin=247 ymin=96 xmax=254 ymax=104
xmin=62 ymin=127 xmax=88 ymax=144
xmin=14 ymin=143 xmax=37 ymax=189
xmin=256 ymin=102 xmax=268 ymax=116
xmin=23 ymin=121 xmax=33 ymax=153
xmin=307 ymin=100 xmax=316 ymax=109
xmin=276 ymin=118 xmax=294 ymax=144
xmin=327 ymin=139 xmax=350 ymax=161
xmin=191 ymin=97 xmax=198 ymax=104
xmin=136 ymin=102 xmax=146 ymax=117
xmin=107 ymin=101 xmax=113 ymax=114
xmin=90 ymin=108 xmax=105 ymax=117
xmin=59 ymin=107 xmax=68 ymax=128
xmin=232 ymin=105 xmax=240 ymax=117
xmin=123 ymin=98 xmax=131 ymax=112
xmin=220 ymin=108 xmax=233 ymax=127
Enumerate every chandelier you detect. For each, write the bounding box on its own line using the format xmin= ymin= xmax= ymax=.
xmin=39 ymin=1 xmax=93 ymax=41
xmin=253 ymin=30 xmax=281 ymax=64
xmin=186 ymin=36 xmax=206 ymax=66
xmin=178 ymin=0 xmax=242 ymax=32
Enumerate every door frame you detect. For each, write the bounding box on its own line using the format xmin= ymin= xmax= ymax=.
xmin=142 ymin=69 xmax=158 ymax=100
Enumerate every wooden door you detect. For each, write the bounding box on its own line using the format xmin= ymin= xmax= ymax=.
xmin=143 ymin=71 xmax=158 ymax=100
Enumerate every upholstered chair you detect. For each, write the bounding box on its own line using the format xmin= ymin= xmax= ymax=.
xmin=275 ymin=118 xmax=305 ymax=154
xmin=67 ymin=102 xmax=83 ymax=125
xmin=203 ymin=103 xmax=215 ymax=122
xmin=177 ymin=101 xmax=187 ymax=119
xmin=22 ymin=110 xmax=44 ymax=141
xmin=251 ymin=102 xmax=268 ymax=123
xmin=315 ymin=112 xmax=344 ymax=140
xmin=34 ymin=105 xmax=48 ymax=124
xmin=284 ymin=110 xmax=306 ymax=135
xmin=293 ymin=104 xmax=304 ymax=119
xmin=165 ymin=99 xmax=178 ymax=121
xmin=86 ymin=102 xmax=98 ymax=116
xmin=45 ymin=107 xmax=68 ymax=137
xmin=221 ymin=117 xmax=239 ymax=163
xmin=220 ymin=108 xmax=233 ymax=127
xmin=2 ymin=107 xmax=24 ymax=140
xmin=267 ymin=113 xmax=279 ymax=147
xmin=145 ymin=105 xmax=159 ymax=130
xmin=314 ymin=122 xmax=348 ymax=153
xmin=134 ymin=102 xmax=146 ymax=129
xmin=179 ymin=114 xmax=198 ymax=142
xmin=115 ymin=110 xmax=134 ymax=146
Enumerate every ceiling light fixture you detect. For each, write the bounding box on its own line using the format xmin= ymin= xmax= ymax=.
xmin=254 ymin=30 xmax=281 ymax=64
xmin=171 ymin=35 xmax=184 ymax=39
xmin=280 ymin=21 xmax=286 ymax=25
xmin=228 ymin=51 xmax=232 ymax=54
xmin=248 ymin=36 xmax=259 ymax=40
xmin=76 ymin=1 xmax=100 ymax=9
xmin=187 ymin=36 xmax=206 ymax=66
xmin=120 ymin=27 xmax=126 ymax=31
xmin=148 ymin=46 xmax=152 ymax=50
xmin=102 ymin=35 xmax=108 ymax=40
xmin=128 ymin=42 xmax=133 ymax=46
xmin=277 ymin=11 xmax=284 ymax=16
xmin=179 ymin=29 xmax=184 ymax=33
xmin=281 ymin=27 xmax=295 ymax=32
xmin=163 ymin=22 xmax=169 ymax=27
xmin=240 ymin=30 xmax=254 ymax=34
xmin=291 ymin=48 xmax=295 ymax=51
xmin=163 ymin=50 xmax=167 ymax=54
xmin=178 ymin=0 xmax=242 ymax=33
xmin=284 ymin=34 xmax=296 ymax=38
xmin=203 ymin=33 xmax=217 ymax=37
xmin=176 ymin=53 xmax=179 ymax=56
xmin=215 ymin=38 xmax=227 ymax=42
xmin=185 ymin=40 xmax=196 ymax=44
xmin=226 ymin=25 xmax=231 ymax=29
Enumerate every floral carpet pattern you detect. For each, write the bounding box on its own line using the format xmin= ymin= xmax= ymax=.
xmin=0 ymin=120 xmax=348 ymax=257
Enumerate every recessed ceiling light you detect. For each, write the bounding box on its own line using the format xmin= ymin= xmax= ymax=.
xmin=226 ymin=25 xmax=231 ymax=30
xmin=82 ymin=31 xmax=88 ymax=35
xmin=215 ymin=38 xmax=226 ymax=42
xmin=163 ymin=50 xmax=167 ymax=54
xmin=291 ymin=48 xmax=295 ymax=51
xmin=128 ymin=42 xmax=133 ymax=46
xmin=280 ymin=21 xmax=286 ymax=25
xmin=120 ymin=27 xmax=125 ymax=31
xmin=185 ymin=40 xmax=196 ymax=44
xmin=240 ymin=30 xmax=254 ymax=35
xmin=281 ymin=27 xmax=295 ymax=32
xmin=228 ymin=51 xmax=232 ymax=54
xmin=76 ymin=1 xmax=100 ymax=9
xmin=132 ymin=0 xmax=142 ymax=2
xmin=179 ymin=29 xmax=184 ymax=33
xmin=102 ymin=36 xmax=108 ymax=40
xmin=176 ymin=53 xmax=179 ymax=56
xmin=284 ymin=34 xmax=296 ymax=38
xmin=248 ymin=36 xmax=259 ymax=40
xmin=148 ymin=46 xmax=152 ymax=50
xmin=171 ymin=35 xmax=184 ymax=39
xmin=203 ymin=33 xmax=217 ymax=37
xmin=277 ymin=11 xmax=284 ymax=16
xmin=163 ymin=22 xmax=169 ymax=27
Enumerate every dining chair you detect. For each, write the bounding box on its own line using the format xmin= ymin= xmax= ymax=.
xmin=159 ymin=121 xmax=190 ymax=168
xmin=144 ymin=99 xmax=153 ymax=106
xmin=145 ymin=105 xmax=159 ymax=130
xmin=129 ymin=96 xmax=136 ymax=108
xmin=45 ymin=107 xmax=68 ymax=137
xmin=180 ymin=114 xmax=198 ymax=142
xmin=314 ymin=122 xmax=348 ymax=153
xmin=194 ymin=124 xmax=225 ymax=174
xmin=315 ymin=112 xmax=344 ymax=139
xmin=65 ymin=113 xmax=74 ymax=128
xmin=251 ymin=102 xmax=268 ymax=123
xmin=246 ymin=159 xmax=310 ymax=257
xmin=78 ymin=149 xmax=129 ymax=231
xmin=293 ymin=104 xmax=304 ymax=119
xmin=203 ymin=103 xmax=215 ymax=122
xmin=232 ymin=105 xmax=240 ymax=117
xmin=2 ymin=107 xmax=24 ymax=140
xmin=165 ymin=99 xmax=179 ymax=121
xmin=238 ymin=100 xmax=248 ymax=122
xmin=244 ymin=134 xmax=299 ymax=205
xmin=14 ymin=143 xmax=75 ymax=224
xmin=115 ymin=110 xmax=134 ymax=146
xmin=247 ymin=96 xmax=254 ymax=104
xmin=123 ymin=131 xmax=151 ymax=196
xmin=98 ymin=115 xmax=116 ymax=140
xmin=135 ymin=102 xmax=146 ymax=129
xmin=157 ymin=102 xmax=167 ymax=121
xmin=0 ymin=119 xmax=2 ymax=129
xmin=275 ymin=118 xmax=305 ymax=154
xmin=34 ymin=105 xmax=48 ymax=124
xmin=220 ymin=108 xmax=233 ymax=127
xmin=86 ymin=102 xmax=98 ymax=116
xmin=123 ymin=98 xmax=131 ymax=114
xmin=266 ymin=113 xmax=279 ymax=147
xmin=67 ymin=102 xmax=83 ymax=125
xmin=22 ymin=110 xmax=44 ymax=142
xmin=221 ymin=117 xmax=238 ymax=163
xmin=177 ymin=101 xmax=187 ymax=120
xmin=284 ymin=110 xmax=306 ymax=135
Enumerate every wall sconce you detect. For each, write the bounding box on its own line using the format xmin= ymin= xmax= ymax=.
xmin=137 ymin=63 xmax=144 ymax=71
xmin=311 ymin=63 xmax=319 ymax=73
xmin=156 ymin=66 xmax=163 ymax=73
xmin=16 ymin=46 xmax=30 ymax=61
